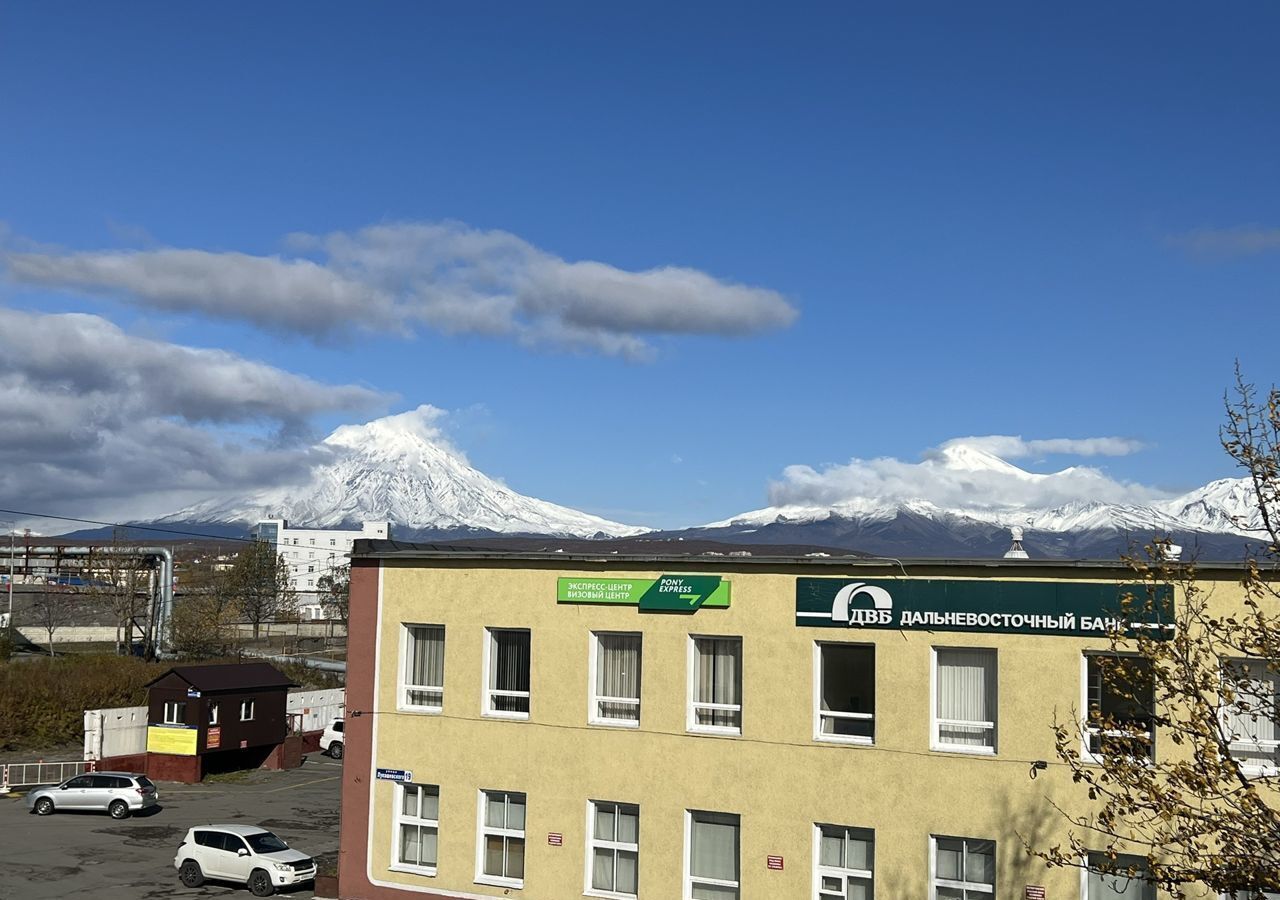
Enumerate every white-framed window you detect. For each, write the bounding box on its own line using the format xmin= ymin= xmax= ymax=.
xmin=208 ymin=703 xmax=219 ymax=725
xmin=586 ymin=800 xmax=639 ymax=898
xmin=815 ymin=642 xmax=875 ymax=743
xmin=484 ymin=629 xmax=531 ymax=718
xmin=393 ymin=782 xmax=439 ymax=875
xmin=309 ymin=538 xmax=315 ymax=545
xmin=815 ymin=824 xmax=873 ymax=899
xmin=688 ymin=636 xmax=742 ymax=734
xmin=307 ymin=565 xmax=314 ymax=573
xmin=1084 ymin=654 xmax=1155 ymax=761
xmin=240 ymin=699 xmax=255 ymax=721
xmin=932 ymin=648 xmax=997 ymax=753
xmin=477 ymin=790 xmax=525 ymax=888
xmin=685 ymin=810 xmax=739 ymax=899
xmin=401 ymin=624 xmax=445 ymax=712
xmin=931 ymin=835 xmax=994 ymax=898
xmin=1084 ymin=851 xmax=1154 ymax=899
xmin=591 ymin=633 xmax=642 ymax=727
xmin=307 ymin=579 xmax=314 ymax=587
xmin=1220 ymin=658 xmax=1280 ymax=775
xmin=163 ymin=701 xmax=186 ymax=724
xmin=330 ymin=538 xmax=336 ymax=546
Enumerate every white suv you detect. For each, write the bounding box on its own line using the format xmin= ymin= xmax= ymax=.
xmin=320 ymin=717 xmax=344 ymax=759
xmin=174 ymin=824 xmax=316 ymax=896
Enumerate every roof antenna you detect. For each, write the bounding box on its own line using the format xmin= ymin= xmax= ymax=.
xmin=1003 ymin=526 xmax=1029 ymax=559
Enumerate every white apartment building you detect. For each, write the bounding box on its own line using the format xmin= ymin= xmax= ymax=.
xmin=252 ymin=518 xmax=391 ymax=619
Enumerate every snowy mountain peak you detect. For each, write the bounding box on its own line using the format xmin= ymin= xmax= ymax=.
xmin=156 ymin=407 xmax=646 ymax=539
xmin=934 ymin=442 xmax=1046 ymax=481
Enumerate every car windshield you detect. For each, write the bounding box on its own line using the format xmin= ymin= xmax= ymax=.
xmin=246 ymin=832 xmax=289 ymax=853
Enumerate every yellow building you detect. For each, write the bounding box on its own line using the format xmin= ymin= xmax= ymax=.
xmin=335 ymin=542 xmax=1261 ymax=900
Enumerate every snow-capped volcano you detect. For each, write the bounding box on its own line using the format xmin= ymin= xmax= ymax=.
xmin=672 ymin=442 xmax=1266 ymax=559
xmin=154 ymin=407 xmax=646 ymax=539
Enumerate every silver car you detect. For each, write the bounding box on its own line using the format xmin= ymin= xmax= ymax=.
xmin=25 ymin=771 xmax=159 ymax=819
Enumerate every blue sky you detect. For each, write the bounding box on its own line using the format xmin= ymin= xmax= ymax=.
xmin=2 ymin=3 xmax=1277 ymax=530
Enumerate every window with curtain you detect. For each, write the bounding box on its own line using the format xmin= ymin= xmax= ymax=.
xmin=816 ymin=824 xmax=873 ymax=900
xmin=687 ymin=810 xmax=739 ymax=899
xmin=592 ymin=633 xmax=642 ymax=726
xmin=395 ymin=782 xmax=439 ymax=873
xmin=935 ymin=649 xmax=997 ymax=751
xmin=1086 ymin=852 xmax=1154 ymax=899
xmin=1086 ymin=655 xmax=1155 ymax=760
xmin=487 ymin=629 xmax=531 ymax=718
xmin=690 ymin=636 xmax=742 ymax=733
xmin=1221 ymin=659 xmax=1280 ymax=773
xmin=478 ymin=790 xmax=526 ymax=887
xmin=932 ymin=836 xmax=994 ymax=899
xmin=403 ymin=624 xmax=445 ymax=710
xmin=817 ymin=643 xmax=875 ymax=743
xmin=588 ymin=801 xmax=638 ymax=897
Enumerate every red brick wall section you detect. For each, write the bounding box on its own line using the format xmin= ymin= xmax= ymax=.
xmin=145 ymin=752 xmax=202 ymax=783
xmin=98 ymin=753 xmax=148 ymax=773
xmin=337 ymin=560 xmax=454 ymax=900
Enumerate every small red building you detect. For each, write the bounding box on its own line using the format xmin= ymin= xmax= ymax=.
xmin=143 ymin=662 xmax=299 ymax=781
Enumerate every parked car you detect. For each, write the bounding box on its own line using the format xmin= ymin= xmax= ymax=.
xmin=25 ymin=771 xmax=159 ymax=819
xmin=174 ymin=824 xmax=316 ymax=897
xmin=320 ymin=717 xmax=344 ymax=759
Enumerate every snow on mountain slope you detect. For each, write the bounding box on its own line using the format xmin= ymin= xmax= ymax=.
xmin=155 ymin=407 xmax=646 ymax=538
xmin=702 ymin=447 xmax=1260 ymax=540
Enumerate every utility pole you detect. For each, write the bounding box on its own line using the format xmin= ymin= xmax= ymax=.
xmin=5 ymin=523 xmax=13 ymax=643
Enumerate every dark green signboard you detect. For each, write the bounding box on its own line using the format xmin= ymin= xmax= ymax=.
xmin=558 ymin=575 xmax=729 ymax=612
xmin=795 ymin=578 xmax=1174 ymax=637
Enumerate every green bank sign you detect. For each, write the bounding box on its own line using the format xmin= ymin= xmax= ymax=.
xmin=558 ymin=575 xmax=730 ymax=612
xmin=796 ymin=578 xmax=1174 ymax=637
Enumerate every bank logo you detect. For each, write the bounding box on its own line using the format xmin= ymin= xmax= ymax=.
xmin=831 ymin=582 xmax=894 ymax=625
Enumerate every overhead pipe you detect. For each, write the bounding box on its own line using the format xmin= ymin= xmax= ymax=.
xmin=10 ymin=546 xmax=174 ymax=657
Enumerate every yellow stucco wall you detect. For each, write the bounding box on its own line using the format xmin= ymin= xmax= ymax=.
xmin=362 ymin=558 xmax=1247 ymax=899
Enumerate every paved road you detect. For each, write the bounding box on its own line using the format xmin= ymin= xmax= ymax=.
xmin=0 ymin=754 xmax=341 ymax=900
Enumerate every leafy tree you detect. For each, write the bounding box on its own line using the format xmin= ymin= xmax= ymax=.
xmin=1036 ymin=371 xmax=1280 ymax=896
xmin=224 ymin=540 xmax=295 ymax=640
xmin=317 ymin=570 xmax=350 ymax=632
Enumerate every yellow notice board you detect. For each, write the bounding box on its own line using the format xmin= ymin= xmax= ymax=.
xmin=147 ymin=725 xmax=198 ymax=756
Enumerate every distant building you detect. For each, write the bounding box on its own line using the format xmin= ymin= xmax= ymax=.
xmin=252 ymin=519 xmax=391 ymax=619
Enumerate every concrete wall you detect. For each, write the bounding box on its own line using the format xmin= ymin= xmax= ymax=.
xmin=84 ymin=705 xmax=148 ymax=760
xmin=342 ymin=557 xmax=1261 ymax=900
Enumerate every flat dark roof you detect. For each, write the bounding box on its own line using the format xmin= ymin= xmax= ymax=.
xmin=351 ymin=538 xmax=1251 ymax=573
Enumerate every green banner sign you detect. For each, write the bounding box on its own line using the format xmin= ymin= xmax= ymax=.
xmin=795 ymin=578 xmax=1173 ymax=637
xmin=558 ymin=575 xmax=730 ymax=612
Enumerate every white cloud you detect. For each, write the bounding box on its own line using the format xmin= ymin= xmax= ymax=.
xmin=0 ymin=308 xmax=390 ymax=519
xmin=936 ymin=435 xmax=1145 ymax=459
xmin=4 ymin=221 xmax=799 ymax=359
xmin=1170 ymin=226 xmax=1280 ymax=257
xmin=768 ymin=436 xmax=1166 ymax=511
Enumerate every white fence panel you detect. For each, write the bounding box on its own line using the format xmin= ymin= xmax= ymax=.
xmin=84 ymin=706 xmax=148 ymax=760
xmin=287 ymin=688 xmax=345 ymax=733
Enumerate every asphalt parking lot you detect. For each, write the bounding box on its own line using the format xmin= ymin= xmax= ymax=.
xmin=0 ymin=754 xmax=341 ymax=900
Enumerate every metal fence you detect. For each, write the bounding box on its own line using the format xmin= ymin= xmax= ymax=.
xmin=0 ymin=760 xmax=95 ymax=793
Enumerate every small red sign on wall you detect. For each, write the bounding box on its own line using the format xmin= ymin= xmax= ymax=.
xmin=766 ymin=855 xmax=784 ymax=870
xmin=1025 ymin=887 xmax=1046 ymax=900
xmin=547 ymin=833 xmax=563 ymax=846
xmin=207 ymin=726 xmax=221 ymax=749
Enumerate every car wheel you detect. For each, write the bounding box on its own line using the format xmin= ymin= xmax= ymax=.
xmin=178 ymin=859 xmax=204 ymax=888
xmin=108 ymin=800 xmax=130 ymax=819
xmin=249 ymin=868 xmax=275 ymax=897
xmin=33 ymin=797 xmax=54 ymax=816
xmin=330 ymin=741 xmax=344 ymax=760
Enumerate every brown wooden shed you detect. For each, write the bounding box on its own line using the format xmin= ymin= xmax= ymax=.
xmin=143 ymin=663 xmax=299 ymax=780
